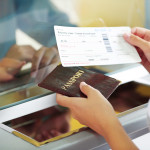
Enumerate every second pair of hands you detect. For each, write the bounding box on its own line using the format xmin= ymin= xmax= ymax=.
xmin=0 ymin=45 xmax=60 ymax=82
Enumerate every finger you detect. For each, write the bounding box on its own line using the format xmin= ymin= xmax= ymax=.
xmin=131 ymin=27 xmax=147 ymax=38
xmin=31 ymin=47 xmax=46 ymax=71
xmin=41 ymin=130 xmax=52 ymax=139
xmin=39 ymin=47 xmax=57 ymax=69
xmin=50 ymin=129 xmax=61 ymax=137
xmin=0 ymin=74 xmax=14 ymax=82
xmin=51 ymin=55 xmax=60 ymax=65
xmin=79 ymin=82 xmax=98 ymax=97
xmin=22 ymin=45 xmax=36 ymax=62
xmin=0 ymin=58 xmax=25 ymax=69
xmin=0 ymin=68 xmax=14 ymax=82
xmin=56 ymin=94 xmax=80 ymax=108
xmin=131 ymin=27 xmax=150 ymax=39
xmin=124 ymin=33 xmax=150 ymax=61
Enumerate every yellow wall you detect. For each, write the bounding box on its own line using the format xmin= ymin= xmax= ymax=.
xmin=76 ymin=0 xmax=145 ymax=27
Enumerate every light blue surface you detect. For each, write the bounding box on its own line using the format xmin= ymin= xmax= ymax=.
xmin=0 ymin=0 xmax=75 ymax=58
xmin=145 ymin=0 xmax=150 ymax=29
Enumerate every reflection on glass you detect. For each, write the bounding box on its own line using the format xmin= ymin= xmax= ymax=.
xmin=0 ymin=0 xmax=148 ymax=117
xmin=108 ymin=82 xmax=150 ymax=113
xmin=0 ymin=0 xmax=76 ymax=88
xmin=4 ymin=106 xmax=85 ymax=144
xmin=0 ymin=85 xmax=51 ymax=109
xmin=0 ymin=0 xmax=145 ymax=86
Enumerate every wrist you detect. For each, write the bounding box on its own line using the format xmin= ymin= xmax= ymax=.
xmin=87 ymin=113 xmax=119 ymax=137
xmin=100 ymin=118 xmax=138 ymax=150
xmin=102 ymin=117 xmax=121 ymax=139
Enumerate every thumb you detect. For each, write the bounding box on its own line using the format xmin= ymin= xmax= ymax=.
xmin=80 ymin=82 xmax=97 ymax=97
xmin=0 ymin=58 xmax=25 ymax=68
xmin=124 ymin=33 xmax=150 ymax=61
xmin=0 ymin=72 xmax=14 ymax=82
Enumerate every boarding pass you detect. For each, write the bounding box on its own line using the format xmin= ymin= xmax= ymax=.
xmin=54 ymin=26 xmax=141 ymax=67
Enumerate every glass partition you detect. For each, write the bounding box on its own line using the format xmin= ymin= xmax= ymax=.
xmin=0 ymin=0 xmax=150 ymax=146
xmin=0 ymin=0 xmax=149 ymax=111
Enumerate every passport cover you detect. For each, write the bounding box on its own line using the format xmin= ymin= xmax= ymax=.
xmin=38 ymin=65 xmax=120 ymax=99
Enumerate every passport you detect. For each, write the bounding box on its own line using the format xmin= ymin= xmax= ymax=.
xmin=38 ymin=65 xmax=120 ymax=98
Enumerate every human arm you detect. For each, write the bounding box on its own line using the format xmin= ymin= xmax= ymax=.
xmin=124 ymin=27 xmax=150 ymax=72
xmin=56 ymin=82 xmax=138 ymax=150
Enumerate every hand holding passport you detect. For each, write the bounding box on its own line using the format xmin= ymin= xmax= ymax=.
xmin=38 ymin=65 xmax=120 ymax=99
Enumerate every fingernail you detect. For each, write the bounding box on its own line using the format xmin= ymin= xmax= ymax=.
xmin=80 ymin=82 xmax=87 ymax=88
xmin=124 ymin=33 xmax=131 ymax=40
xmin=131 ymin=28 xmax=136 ymax=34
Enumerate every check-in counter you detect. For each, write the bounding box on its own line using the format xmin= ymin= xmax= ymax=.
xmin=0 ymin=0 xmax=150 ymax=149
xmin=0 ymin=63 xmax=149 ymax=149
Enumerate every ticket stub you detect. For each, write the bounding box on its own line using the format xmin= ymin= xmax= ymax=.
xmin=54 ymin=26 xmax=141 ymax=67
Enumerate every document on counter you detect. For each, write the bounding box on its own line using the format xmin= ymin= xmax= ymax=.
xmin=54 ymin=26 xmax=141 ymax=67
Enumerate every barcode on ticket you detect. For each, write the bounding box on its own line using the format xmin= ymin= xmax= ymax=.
xmin=102 ymin=34 xmax=113 ymax=52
